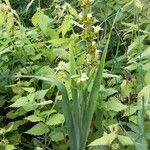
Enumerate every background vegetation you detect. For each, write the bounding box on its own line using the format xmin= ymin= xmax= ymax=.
xmin=0 ymin=0 xmax=150 ymax=150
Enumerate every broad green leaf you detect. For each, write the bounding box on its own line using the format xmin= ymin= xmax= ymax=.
xmin=5 ymin=145 xmax=16 ymax=150
xmin=145 ymin=71 xmax=150 ymax=85
xmin=32 ymin=11 xmax=43 ymax=26
xmin=35 ymin=89 xmax=49 ymax=100
xmin=25 ymin=115 xmax=44 ymax=122
xmin=117 ymin=135 xmax=133 ymax=145
xmin=22 ymin=87 xmax=35 ymax=93
xmin=121 ymin=80 xmax=133 ymax=97
xmin=10 ymin=97 xmax=29 ymax=108
xmin=107 ymin=98 xmax=128 ymax=112
xmin=89 ymin=133 xmax=116 ymax=147
xmin=138 ymin=85 xmax=150 ymax=97
xmin=60 ymin=15 xmax=72 ymax=37
xmin=25 ymin=122 xmax=49 ymax=135
xmin=49 ymin=130 xmax=65 ymax=142
xmin=38 ymin=14 xmax=51 ymax=35
xmin=46 ymin=114 xmax=64 ymax=126
xmin=5 ymin=122 xmax=14 ymax=133
xmin=143 ymin=62 xmax=150 ymax=71
xmin=124 ymin=105 xmax=139 ymax=116
xmin=32 ymin=11 xmax=52 ymax=35
xmin=50 ymin=38 xmax=70 ymax=46
xmin=35 ymin=65 xmax=55 ymax=77
xmin=16 ymin=75 xmax=78 ymax=150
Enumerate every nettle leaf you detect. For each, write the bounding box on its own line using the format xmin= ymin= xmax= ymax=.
xmin=5 ymin=145 xmax=16 ymax=150
xmin=124 ymin=105 xmax=139 ymax=116
xmin=46 ymin=114 xmax=64 ymax=126
xmin=117 ymin=135 xmax=133 ymax=145
xmin=35 ymin=89 xmax=49 ymax=100
xmin=10 ymin=97 xmax=29 ymax=108
xmin=32 ymin=11 xmax=43 ymax=26
xmin=121 ymin=80 xmax=133 ymax=97
xmin=60 ymin=15 xmax=72 ymax=37
xmin=138 ymin=85 xmax=150 ymax=97
xmin=89 ymin=133 xmax=116 ymax=147
xmin=22 ymin=87 xmax=35 ymax=93
xmin=25 ymin=115 xmax=44 ymax=122
xmin=107 ymin=98 xmax=128 ymax=112
xmin=49 ymin=130 xmax=65 ymax=142
xmin=32 ymin=11 xmax=53 ymax=36
xmin=25 ymin=122 xmax=49 ymax=135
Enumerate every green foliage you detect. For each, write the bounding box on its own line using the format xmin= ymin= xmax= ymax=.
xmin=0 ymin=0 xmax=150 ymax=150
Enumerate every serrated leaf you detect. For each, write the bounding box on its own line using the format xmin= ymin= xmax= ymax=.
xmin=117 ymin=135 xmax=133 ymax=145
xmin=49 ymin=130 xmax=64 ymax=142
xmin=32 ymin=11 xmax=52 ymax=35
xmin=25 ymin=115 xmax=44 ymax=122
xmin=35 ymin=89 xmax=49 ymax=100
xmin=22 ymin=87 xmax=35 ymax=93
xmin=60 ymin=15 xmax=72 ymax=37
xmin=5 ymin=145 xmax=16 ymax=150
xmin=107 ymin=98 xmax=128 ymax=112
xmin=121 ymin=80 xmax=133 ymax=97
xmin=89 ymin=133 xmax=116 ymax=147
xmin=124 ymin=105 xmax=139 ymax=116
xmin=46 ymin=114 xmax=64 ymax=126
xmin=138 ymin=85 xmax=150 ymax=97
xmin=32 ymin=11 xmax=43 ymax=26
xmin=25 ymin=123 xmax=49 ymax=135
xmin=10 ymin=97 xmax=29 ymax=108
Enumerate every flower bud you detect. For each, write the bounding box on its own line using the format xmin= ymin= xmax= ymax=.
xmin=92 ymin=41 xmax=96 ymax=46
xmin=95 ymin=49 xmax=101 ymax=60
xmin=87 ymin=13 xmax=92 ymax=21
xmin=89 ymin=0 xmax=95 ymax=4
xmin=80 ymin=73 xmax=89 ymax=82
xmin=78 ymin=13 xmax=84 ymax=21
xmin=93 ymin=25 xmax=103 ymax=34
